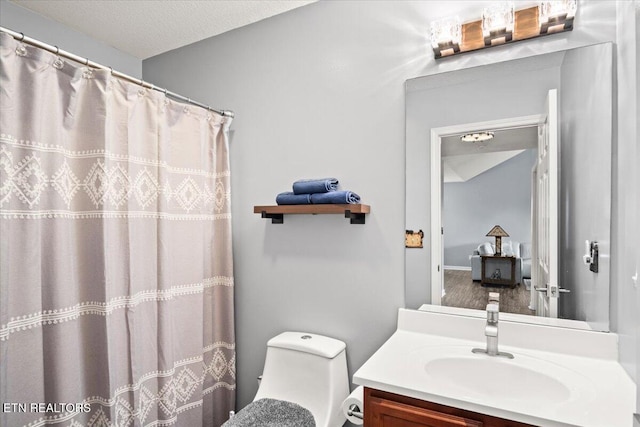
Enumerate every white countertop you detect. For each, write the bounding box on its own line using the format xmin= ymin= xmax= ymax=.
xmin=353 ymin=309 xmax=636 ymax=427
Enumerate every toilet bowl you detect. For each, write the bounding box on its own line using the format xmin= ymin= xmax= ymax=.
xmin=225 ymin=331 xmax=349 ymax=427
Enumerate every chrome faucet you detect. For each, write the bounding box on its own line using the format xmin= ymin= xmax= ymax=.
xmin=472 ymin=294 xmax=514 ymax=359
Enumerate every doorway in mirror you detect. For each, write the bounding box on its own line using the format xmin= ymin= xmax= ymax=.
xmin=434 ymin=116 xmax=543 ymax=317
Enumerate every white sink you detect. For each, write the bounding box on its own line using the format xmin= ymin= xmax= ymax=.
xmin=418 ymin=346 xmax=593 ymax=404
xmin=353 ymin=310 xmax=637 ymax=427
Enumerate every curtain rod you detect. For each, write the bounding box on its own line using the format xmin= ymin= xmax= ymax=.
xmin=0 ymin=26 xmax=235 ymax=119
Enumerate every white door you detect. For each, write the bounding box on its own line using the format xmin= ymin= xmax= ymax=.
xmin=440 ymin=166 xmax=445 ymax=298
xmin=535 ymin=89 xmax=559 ymax=318
xmin=529 ymin=165 xmax=538 ymax=312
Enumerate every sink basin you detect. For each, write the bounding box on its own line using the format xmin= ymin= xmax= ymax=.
xmin=425 ymin=356 xmax=571 ymax=403
xmin=413 ymin=346 xmax=595 ymax=405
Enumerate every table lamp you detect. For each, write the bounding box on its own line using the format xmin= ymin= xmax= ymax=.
xmin=486 ymin=225 xmax=509 ymax=256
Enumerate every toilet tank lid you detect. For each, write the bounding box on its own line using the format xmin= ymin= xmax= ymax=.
xmin=267 ymin=332 xmax=346 ymax=359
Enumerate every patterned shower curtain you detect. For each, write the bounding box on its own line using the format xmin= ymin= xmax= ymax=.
xmin=0 ymin=33 xmax=235 ymax=427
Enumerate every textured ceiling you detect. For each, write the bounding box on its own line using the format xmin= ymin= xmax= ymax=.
xmin=9 ymin=0 xmax=316 ymax=59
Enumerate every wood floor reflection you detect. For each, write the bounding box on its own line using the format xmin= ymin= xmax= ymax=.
xmin=442 ymin=269 xmax=535 ymax=316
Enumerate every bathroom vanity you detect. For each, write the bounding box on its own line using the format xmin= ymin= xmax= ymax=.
xmin=364 ymin=387 xmax=533 ymax=426
xmin=353 ymin=308 xmax=636 ymax=426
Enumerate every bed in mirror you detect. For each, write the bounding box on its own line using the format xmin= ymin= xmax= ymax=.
xmin=405 ymin=42 xmax=613 ymax=331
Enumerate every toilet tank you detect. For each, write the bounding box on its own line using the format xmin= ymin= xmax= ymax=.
xmin=254 ymin=332 xmax=349 ymax=427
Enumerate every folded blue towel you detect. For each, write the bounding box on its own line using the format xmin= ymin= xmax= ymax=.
xmin=292 ymin=178 xmax=338 ymax=195
xmin=310 ymin=190 xmax=360 ymax=204
xmin=276 ymin=192 xmax=312 ymax=205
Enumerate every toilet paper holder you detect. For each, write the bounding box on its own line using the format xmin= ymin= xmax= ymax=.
xmin=347 ymin=404 xmax=364 ymax=420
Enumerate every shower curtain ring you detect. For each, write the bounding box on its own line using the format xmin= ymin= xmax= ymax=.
xmin=19 ymin=32 xmax=25 ymax=41
xmin=52 ymin=47 xmax=64 ymax=69
xmin=84 ymin=57 xmax=90 ymax=66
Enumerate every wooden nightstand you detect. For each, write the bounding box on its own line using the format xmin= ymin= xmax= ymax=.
xmin=480 ymin=255 xmax=517 ymax=288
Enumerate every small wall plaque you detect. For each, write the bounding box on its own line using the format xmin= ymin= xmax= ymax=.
xmin=405 ymin=230 xmax=424 ymax=248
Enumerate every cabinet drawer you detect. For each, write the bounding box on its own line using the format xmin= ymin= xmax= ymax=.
xmin=368 ymin=394 xmax=482 ymax=426
xmin=364 ymin=388 xmax=535 ymax=427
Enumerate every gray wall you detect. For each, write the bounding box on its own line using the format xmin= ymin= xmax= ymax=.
xmin=142 ymin=0 xmax=639 ymax=413
xmin=443 ymin=150 xmax=536 ymax=268
xmin=144 ymin=1 xmax=413 ymax=411
xmin=612 ymin=0 xmax=640 ymax=396
xmin=558 ymin=44 xmax=612 ymax=330
xmin=0 ymin=0 xmax=141 ymax=78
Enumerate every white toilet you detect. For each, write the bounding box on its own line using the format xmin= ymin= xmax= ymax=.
xmin=228 ymin=331 xmax=349 ymax=427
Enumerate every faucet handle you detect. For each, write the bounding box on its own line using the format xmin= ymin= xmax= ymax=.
xmin=488 ymin=292 xmax=500 ymax=304
xmin=486 ymin=303 xmax=499 ymax=323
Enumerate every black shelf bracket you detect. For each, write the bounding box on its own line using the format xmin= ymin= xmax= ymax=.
xmin=257 ymin=206 xmax=368 ymax=224
xmin=345 ymin=209 xmax=366 ymax=224
xmin=261 ymin=211 xmax=284 ymax=224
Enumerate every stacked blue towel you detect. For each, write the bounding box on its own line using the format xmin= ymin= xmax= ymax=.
xmin=276 ymin=178 xmax=361 ymax=205
xmin=275 ymin=192 xmax=311 ymax=205
xmin=292 ymin=178 xmax=338 ymax=195
xmin=310 ymin=191 xmax=360 ymax=204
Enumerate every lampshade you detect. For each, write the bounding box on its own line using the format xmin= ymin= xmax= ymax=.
xmin=430 ymin=16 xmax=462 ymax=58
xmin=486 ymin=225 xmax=509 ymax=237
xmin=482 ymin=2 xmax=515 ymax=44
xmin=539 ymin=0 xmax=577 ymax=34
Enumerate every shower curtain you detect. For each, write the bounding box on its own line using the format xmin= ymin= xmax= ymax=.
xmin=0 ymin=33 xmax=235 ymax=427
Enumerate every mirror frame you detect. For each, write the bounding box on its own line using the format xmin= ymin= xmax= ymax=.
xmin=404 ymin=42 xmax=613 ymax=331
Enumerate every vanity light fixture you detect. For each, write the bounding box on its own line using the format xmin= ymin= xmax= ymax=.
xmin=482 ymin=2 xmax=515 ymax=46
xmin=429 ymin=1 xmax=577 ymax=59
xmin=430 ymin=17 xmax=462 ymax=59
xmin=539 ymin=0 xmax=577 ymax=34
xmin=460 ymin=131 xmax=494 ymax=142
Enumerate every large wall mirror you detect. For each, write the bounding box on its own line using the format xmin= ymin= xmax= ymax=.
xmin=405 ymin=42 xmax=613 ymax=331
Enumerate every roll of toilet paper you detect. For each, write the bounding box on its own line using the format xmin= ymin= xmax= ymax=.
xmin=341 ymin=386 xmax=364 ymax=425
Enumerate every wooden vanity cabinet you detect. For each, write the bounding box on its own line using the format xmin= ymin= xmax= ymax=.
xmin=363 ymin=388 xmax=536 ymax=427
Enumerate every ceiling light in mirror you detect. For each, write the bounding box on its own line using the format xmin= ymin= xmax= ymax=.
xmin=460 ymin=131 xmax=495 ymax=142
xmin=430 ymin=16 xmax=462 ymax=59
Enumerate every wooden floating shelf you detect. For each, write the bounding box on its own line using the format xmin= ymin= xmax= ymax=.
xmin=254 ymin=204 xmax=370 ymax=224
